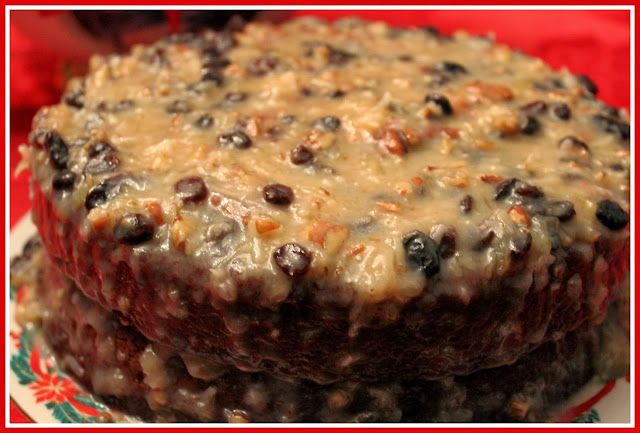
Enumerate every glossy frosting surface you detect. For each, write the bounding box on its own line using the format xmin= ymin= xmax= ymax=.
xmin=24 ymin=18 xmax=630 ymax=306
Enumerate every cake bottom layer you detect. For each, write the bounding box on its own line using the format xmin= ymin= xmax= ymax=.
xmin=10 ymin=236 xmax=626 ymax=423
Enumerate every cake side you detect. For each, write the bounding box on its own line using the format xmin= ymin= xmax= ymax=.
xmin=12 ymin=240 xmax=611 ymax=422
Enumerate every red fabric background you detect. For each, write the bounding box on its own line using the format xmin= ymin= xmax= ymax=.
xmin=8 ymin=9 xmax=631 ymax=423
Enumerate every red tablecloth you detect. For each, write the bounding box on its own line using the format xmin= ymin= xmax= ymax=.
xmin=8 ymin=9 xmax=631 ymax=423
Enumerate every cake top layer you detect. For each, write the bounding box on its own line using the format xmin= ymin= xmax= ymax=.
xmin=25 ymin=18 xmax=630 ymax=304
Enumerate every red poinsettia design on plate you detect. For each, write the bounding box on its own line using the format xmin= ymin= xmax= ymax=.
xmin=30 ymin=374 xmax=82 ymax=406
xmin=10 ymin=331 xmax=107 ymax=422
xmin=27 ymin=344 xmax=99 ymax=416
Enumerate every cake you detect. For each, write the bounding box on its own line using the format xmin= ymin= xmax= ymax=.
xmin=12 ymin=239 xmax=624 ymax=422
xmin=14 ymin=16 xmax=630 ymax=422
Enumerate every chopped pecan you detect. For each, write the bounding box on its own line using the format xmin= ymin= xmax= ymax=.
xmin=255 ymin=217 xmax=281 ymax=235
xmin=480 ymin=174 xmax=504 ymax=183
xmin=379 ymin=128 xmax=412 ymax=156
xmin=307 ymin=220 xmax=349 ymax=253
xmin=467 ymin=80 xmax=514 ymax=101
xmin=376 ymin=201 xmax=401 ymax=213
xmin=145 ymin=202 xmax=164 ymax=225
xmin=508 ymin=205 xmax=531 ymax=226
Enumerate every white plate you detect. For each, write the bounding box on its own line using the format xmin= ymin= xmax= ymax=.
xmin=8 ymin=214 xmax=631 ymax=424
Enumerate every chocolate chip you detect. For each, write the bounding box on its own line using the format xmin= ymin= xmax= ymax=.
xmin=200 ymin=45 xmax=224 ymax=60
xmin=84 ymin=175 xmax=139 ymax=210
xmin=314 ymin=116 xmax=341 ymax=132
xmin=166 ymin=100 xmax=192 ymax=114
xmin=422 ymin=26 xmax=447 ymax=39
xmin=218 ymin=131 xmax=252 ymax=149
xmin=300 ymin=87 xmax=314 ymax=97
xmin=305 ymin=41 xmax=350 ymax=64
xmin=85 ymin=185 xmax=108 ymax=210
xmin=514 ymin=182 xmax=544 ymax=198
xmin=545 ymin=201 xmax=576 ymax=222
xmin=402 ymin=230 xmax=440 ymax=277
xmin=64 ymin=90 xmax=85 ymax=109
xmin=425 ymin=93 xmax=453 ymax=115
xmin=609 ymin=163 xmax=625 ymax=172
xmin=510 ymin=231 xmax=532 ymax=259
xmin=203 ymin=57 xmax=231 ymax=69
xmin=551 ymin=103 xmax=571 ymax=120
xmin=576 ymin=74 xmax=598 ymax=96
xmin=22 ymin=235 xmax=42 ymax=258
xmin=195 ymin=114 xmax=214 ymax=129
xmin=247 ymin=56 xmax=278 ymax=76
xmin=224 ymin=92 xmax=247 ymax=104
xmin=263 ymin=183 xmax=294 ymax=206
xmin=519 ymin=115 xmax=540 ymax=135
xmin=601 ymin=106 xmax=620 ymax=118
xmin=44 ymin=130 xmax=69 ymax=170
xmin=175 ymin=176 xmax=209 ymax=204
xmin=52 ymin=170 xmax=76 ymax=191
xmin=460 ymin=195 xmax=473 ymax=213
xmin=114 ymin=213 xmax=155 ymax=245
xmin=494 ymin=178 xmax=517 ymax=201
xmin=534 ymin=78 xmax=565 ymax=91
xmin=202 ymin=69 xmax=224 ymax=85
xmin=273 ymin=243 xmax=311 ymax=277
xmin=422 ymin=26 xmax=439 ymax=35
xmin=201 ymin=46 xmax=222 ymax=61
xmin=96 ymin=101 xmax=109 ymax=112
xmin=435 ymin=61 xmax=467 ymax=75
xmin=330 ymin=89 xmax=346 ymax=99
xmin=386 ymin=103 xmax=400 ymax=113
xmin=266 ymin=126 xmax=282 ymax=140
xmin=327 ymin=45 xmax=355 ymax=66
xmin=520 ymin=100 xmax=547 ymax=115
xmin=397 ymin=54 xmax=413 ymax=62
xmin=596 ymin=199 xmax=629 ymax=230
xmin=438 ymin=231 xmax=457 ymax=259
xmin=559 ymin=136 xmax=588 ymax=149
xmin=472 ymin=229 xmax=495 ymax=251
xmin=592 ymin=114 xmax=630 ymax=140
xmin=290 ymin=146 xmax=314 ymax=165
xmin=558 ymin=136 xmax=590 ymax=164
xmin=522 ymin=201 xmax=546 ymax=217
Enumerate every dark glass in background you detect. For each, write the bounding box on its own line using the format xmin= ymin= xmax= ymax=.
xmin=72 ymin=10 xmax=260 ymax=51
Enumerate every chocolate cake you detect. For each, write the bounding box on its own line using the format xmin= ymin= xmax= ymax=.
xmin=14 ymin=17 xmax=630 ymax=421
xmin=12 ymin=240 xmax=617 ymax=422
